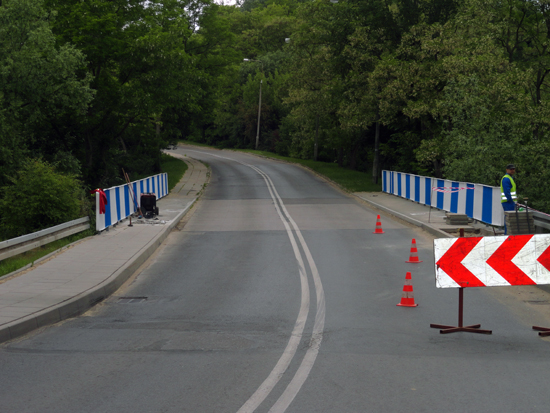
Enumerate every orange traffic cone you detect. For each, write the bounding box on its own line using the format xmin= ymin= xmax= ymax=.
xmin=397 ymin=272 xmax=418 ymax=307
xmin=406 ymin=238 xmax=423 ymax=263
xmin=373 ymin=215 xmax=385 ymax=234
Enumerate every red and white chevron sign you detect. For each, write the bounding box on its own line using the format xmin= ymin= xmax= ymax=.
xmin=434 ymin=234 xmax=550 ymax=288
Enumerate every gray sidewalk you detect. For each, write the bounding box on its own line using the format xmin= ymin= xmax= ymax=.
xmin=0 ymin=153 xmax=208 ymax=344
xmin=354 ymin=191 xmax=500 ymax=238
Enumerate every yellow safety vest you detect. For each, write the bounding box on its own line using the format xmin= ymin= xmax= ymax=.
xmin=500 ymin=174 xmax=517 ymax=203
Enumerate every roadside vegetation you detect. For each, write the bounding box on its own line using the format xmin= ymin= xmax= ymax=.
xmin=0 ymin=154 xmax=187 ymax=278
xmin=160 ymin=153 xmax=189 ymax=192
xmin=3 ymin=0 xmax=550 ymax=236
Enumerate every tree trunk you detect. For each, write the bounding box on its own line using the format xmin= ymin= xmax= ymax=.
xmin=372 ymin=119 xmax=380 ymax=184
xmin=434 ymin=159 xmax=443 ymax=178
xmin=155 ymin=116 xmax=161 ymax=173
xmin=314 ymin=114 xmax=319 ymax=161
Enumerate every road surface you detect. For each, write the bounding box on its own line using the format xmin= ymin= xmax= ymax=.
xmin=1 ymin=146 xmax=550 ymax=412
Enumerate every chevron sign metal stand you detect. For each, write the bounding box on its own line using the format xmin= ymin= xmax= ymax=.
xmin=430 ymin=287 xmax=492 ymax=334
xmin=432 ymin=233 xmax=550 ymax=335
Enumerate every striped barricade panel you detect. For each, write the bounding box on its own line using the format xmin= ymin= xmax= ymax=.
xmin=381 ymin=170 xmax=504 ymax=226
xmin=95 ymin=173 xmax=168 ymax=231
xmin=434 ymin=234 xmax=550 ymax=288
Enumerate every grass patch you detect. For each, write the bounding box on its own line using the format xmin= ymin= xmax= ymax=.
xmin=179 ymin=142 xmax=381 ymax=193
xmin=161 ymin=152 xmax=188 ymax=192
xmin=0 ymin=229 xmax=94 ymax=278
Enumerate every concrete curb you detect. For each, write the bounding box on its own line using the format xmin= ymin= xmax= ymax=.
xmin=0 ymin=199 xmax=197 ymax=344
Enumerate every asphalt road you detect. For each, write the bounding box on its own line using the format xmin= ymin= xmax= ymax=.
xmin=1 ymin=147 xmax=550 ymax=412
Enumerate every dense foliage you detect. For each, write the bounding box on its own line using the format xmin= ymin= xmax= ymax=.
xmin=0 ymin=159 xmax=87 ymax=239
xmin=3 ymin=0 xmax=550 ymax=222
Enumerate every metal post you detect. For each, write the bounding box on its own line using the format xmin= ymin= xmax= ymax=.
xmin=256 ymin=80 xmax=262 ymax=151
xmin=515 ymin=203 xmax=520 ymax=234
xmin=458 ymin=288 xmax=464 ymax=328
xmin=243 ymin=59 xmax=263 ymax=151
xmin=428 ymin=181 xmax=434 ymax=223
xmin=525 ymin=197 xmax=532 ymax=234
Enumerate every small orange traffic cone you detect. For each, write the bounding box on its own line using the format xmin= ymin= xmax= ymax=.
xmin=397 ymin=272 xmax=418 ymax=307
xmin=373 ymin=215 xmax=385 ymax=234
xmin=406 ymin=238 xmax=423 ymax=263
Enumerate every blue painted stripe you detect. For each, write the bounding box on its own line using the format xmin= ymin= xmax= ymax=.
xmin=482 ymin=186 xmax=493 ymax=224
xmin=414 ymin=176 xmax=420 ymax=202
xmin=405 ymin=175 xmax=411 ymax=199
xmin=157 ymin=175 xmax=161 ymax=196
xmin=140 ymin=180 xmax=144 ymax=195
xmin=152 ymin=176 xmax=156 ymax=194
xmin=437 ymin=179 xmax=444 ymax=209
xmin=466 ymin=184 xmax=475 ymax=218
xmin=115 ymin=187 xmax=121 ymax=221
xmin=383 ymin=171 xmax=387 ymax=192
xmin=147 ymin=178 xmax=150 ymax=193
xmin=105 ymin=190 xmax=112 ymax=227
xmin=124 ymin=186 xmax=130 ymax=216
xmin=450 ymin=182 xmax=459 ymax=213
xmin=397 ymin=173 xmax=402 ymax=197
xmin=133 ymin=182 xmax=138 ymax=212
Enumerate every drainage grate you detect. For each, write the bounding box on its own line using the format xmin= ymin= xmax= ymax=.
xmin=525 ymin=300 xmax=550 ymax=305
xmin=117 ymin=296 xmax=148 ymax=303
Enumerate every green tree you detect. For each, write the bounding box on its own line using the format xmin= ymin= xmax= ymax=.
xmin=0 ymin=0 xmax=93 ymax=187
xmin=43 ymin=0 xmax=219 ymax=187
xmin=0 ymin=159 xmax=86 ymax=239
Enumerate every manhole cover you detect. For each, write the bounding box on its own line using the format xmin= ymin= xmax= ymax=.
xmin=117 ymin=297 xmax=148 ymax=303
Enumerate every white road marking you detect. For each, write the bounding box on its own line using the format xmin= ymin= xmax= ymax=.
xmin=184 ymin=149 xmax=326 ymax=413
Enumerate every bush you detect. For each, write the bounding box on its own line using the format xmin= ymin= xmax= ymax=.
xmin=0 ymin=159 xmax=86 ymax=240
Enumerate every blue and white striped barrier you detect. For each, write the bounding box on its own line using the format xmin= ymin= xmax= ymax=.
xmin=382 ymin=170 xmax=504 ymax=226
xmin=95 ymin=173 xmax=169 ymax=231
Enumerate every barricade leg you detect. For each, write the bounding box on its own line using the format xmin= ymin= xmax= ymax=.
xmin=532 ymin=326 xmax=550 ymax=337
xmin=430 ymin=288 xmax=492 ymax=334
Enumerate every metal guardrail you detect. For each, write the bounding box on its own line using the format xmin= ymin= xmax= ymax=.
xmin=532 ymin=210 xmax=550 ymax=233
xmin=0 ymin=217 xmax=90 ymax=261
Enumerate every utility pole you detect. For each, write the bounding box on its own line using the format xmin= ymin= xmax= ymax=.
xmin=244 ymin=58 xmax=264 ymax=151
xmin=256 ymin=80 xmax=262 ymax=151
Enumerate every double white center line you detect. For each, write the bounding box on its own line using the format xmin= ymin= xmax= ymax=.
xmin=185 ymin=150 xmax=326 ymax=413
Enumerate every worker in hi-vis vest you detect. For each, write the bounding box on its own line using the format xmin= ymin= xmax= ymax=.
xmin=501 ymin=164 xmax=517 ymax=234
